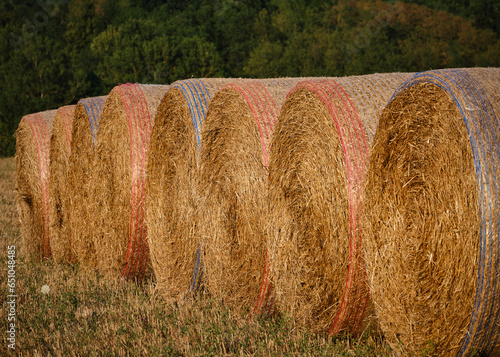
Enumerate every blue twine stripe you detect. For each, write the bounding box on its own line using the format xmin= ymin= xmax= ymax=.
xmin=456 ymin=70 xmax=500 ymax=356
xmin=186 ymin=78 xmax=210 ymax=141
xmin=190 ymin=78 xmax=211 ymax=133
xmin=80 ymin=96 xmax=106 ymax=147
xmin=455 ymin=70 xmax=500 ymax=356
xmin=389 ymin=68 xmax=500 ymax=356
xmin=170 ymin=79 xmax=215 ymax=294
xmin=173 ymin=79 xmax=211 ymax=151
xmin=481 ymin=74 xmax=500 ymax=355
xmin=399 ymin=71 xmax=488 ymax=356
xmin=421 ymin=70 xmax=498 ymax=356
xmin=174 ymin=80 xmax=200 ymax=142
xmin=184 ymin=79 xmax=211 ymax=294
xmin=189 ymin=246 xmax=203 ymax=293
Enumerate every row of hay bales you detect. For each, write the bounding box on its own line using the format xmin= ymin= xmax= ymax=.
xmin=14 ymin=67 xmax=500 ymax=356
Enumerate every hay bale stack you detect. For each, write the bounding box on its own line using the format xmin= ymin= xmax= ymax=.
xmin=267 ymin=73 xmax=412 ymax=335
xmin=199 ymin=78 xmax=306 ymax=314
xmin=94 ymin=83 xmax=170 ymax=280
xmin=68 ymin=96 xmax=107 ymax=267
xmin=363 ymin=68 xmax=500 ymax=356
xmin=147 ymin=78 xmax=238 ymax=301
xmin=48 ymin=105 xmax=76 ymax=264
xmin=15 ymin=109 xmax=57 ymax=261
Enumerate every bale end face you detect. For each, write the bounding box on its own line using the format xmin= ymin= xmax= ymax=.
xmin=94 ymin=90 xmax=133 ymax=278
xmin=363 ymin=82 xmax=479 ymax=356
xmin=268 ymin=87 xmax=354 ymax=334
xmin=147 ymin=87 xmax=199 ymax=301
xmin=94 ymin=84 xmax=169 ymax=280
xmin=200 ymin=87 xmax=269 ymax=314
xmin=15 ymin=110 xmax=55 ymax=262
xmin=69 ymin=97 xmax=108 ymax=267
xmin=49 ymin=105 xmax=76 ymax=264
xmin=266 ymin=73 xmax=414 ymax=335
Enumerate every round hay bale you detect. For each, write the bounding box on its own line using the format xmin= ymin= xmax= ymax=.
xmin=147 ymin=78 xmax=238 ymax=301
xmin=68 ymin=95 xmax=107 ymax=267
xmin=363 ymin=68 xmax=500 ymax=356
xmin=94 ymin=83 xmax=170 ymax=280
xmin=15 ymin=109 xmax=57 ymax=261
xmin=48 ymin=105 xmax=76 ymax=264
xmin=199 ymin=78 xmax=306 ymax=315
xmin=267 ymin=73 xmax=412 ymax=335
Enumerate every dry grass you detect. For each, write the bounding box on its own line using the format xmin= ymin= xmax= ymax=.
xmin=1 ymin=156 xmax=391 ymax=356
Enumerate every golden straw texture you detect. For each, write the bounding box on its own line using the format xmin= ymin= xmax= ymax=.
xmin=363 ymin=67 xmax=500 ymax=356
xmin=49 ymin=105 xmax=76 ymax=264
xmin=94 ymin=83 xmax=170 ymax=280
xmin=147 ymin=78 xmax=238 ymax=302
xmin=68 ymin=96 xmax=107 ymax=267
xmin=267 ymin=73 xmax=412 ymax=335
xmin=15 ymin=109 xmax=56 ymax=261
xmin=199 ymin=78 xmax=307 ymax=315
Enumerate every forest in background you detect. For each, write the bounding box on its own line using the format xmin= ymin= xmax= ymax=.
xmin=1 ymin=0 xmax=499 ymax=156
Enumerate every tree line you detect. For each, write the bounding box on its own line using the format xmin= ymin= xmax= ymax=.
xmin=1 ymin=0 xmax=498 ymax=156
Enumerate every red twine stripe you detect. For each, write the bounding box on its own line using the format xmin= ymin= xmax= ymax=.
xmin=289 ymin=79 xmax=371 ymax=335
xmin=226 ymin=81 xmax=279 ymax=168
xmin=225 ymin=81 xmax=280 ymax=315
xmin=116 ymin=84 xmax=153 ymax=279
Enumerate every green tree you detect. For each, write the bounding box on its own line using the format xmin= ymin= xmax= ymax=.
xmin=205 ymin=0 xmax=269 ymax=77
xmin=244 ymin=0 xmax=500 ymax=77
xmin=0 ymin=32 xmax=72 ymax=155
xmin=90 ymin=18 xmax=173 ymax=85
xmin=170 ymin=36 xmax=224 ymax=80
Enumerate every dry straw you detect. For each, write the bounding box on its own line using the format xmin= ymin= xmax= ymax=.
xmin=267 ymin=73 xmax=411 ymax=335
xmin=199 ymin=78 xmax=307 ymax=315
xmin=68 ymin=96 xmax=107 ymax=267
xmin=94 ymin=83 xmax=170 ymax=280
xmin=147 ymin=78 xmax=238 ymax=302
xmin=48 ymin=105 xmax=76 ymax=264
xmin=363 ymin=68 xmax=500 ymax=356
xmin=15 ymin=109 xmax=56 ymax=261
